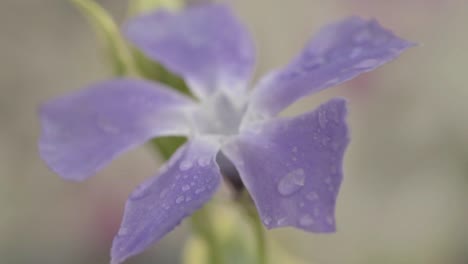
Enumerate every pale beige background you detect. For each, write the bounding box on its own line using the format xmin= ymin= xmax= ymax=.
xmin=1 ymin=0 xmax=467 ymax=263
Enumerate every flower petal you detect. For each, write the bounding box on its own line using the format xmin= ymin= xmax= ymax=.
xmin=111 ymin=137 xmax=221 ymax=264
xmin=123 ymin=4 xmax=255 ymax=98
xmin=249 ymin=17 xmax=413 ymax=118
xmin=39 ymin=79 xmax=194 ymax=181
xmin=223 ymin=98 xmax=349 ymax=232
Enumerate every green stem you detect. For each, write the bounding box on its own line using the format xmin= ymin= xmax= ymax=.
xmin=190 ymin=206 xmax=223 ymax=264
xmin=240 ymin=193 xmax=267 ymax=264
xmin=251 ymin=212 xmax=267 ymax=264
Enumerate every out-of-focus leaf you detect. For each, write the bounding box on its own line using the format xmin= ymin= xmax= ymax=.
xmin=71 ymin=0 xmax=135 ymax=76
xmin=151 ymin=136 xmax=187 ymax=160
xmin=132 ymin=50 xmax=193 ymax=97
xmin=129 ymin=0 xmax=184 ymax=15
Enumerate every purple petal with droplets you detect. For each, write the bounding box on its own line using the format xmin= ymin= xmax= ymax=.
xmin=39 ymin=79 xmax=194 ymax=181
xmin=250 ymin=17 xmax=414 ymax=118
xmin=111 ymin=138 xmax=221 ymax=264
xmin=124 ymin=4 xmax=255 ymax=98
xmin=223 ymin=98 xmax=349 ymax=232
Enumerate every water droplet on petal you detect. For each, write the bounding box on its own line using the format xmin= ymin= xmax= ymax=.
xmin=263 ymin=216 xmax=272 ymax=226
xmin=176 ymin=196 xmax=185 ymax=204
xmin=354 ymin=59 xmax=380 ymax=69
xmin=195 ymin=187 xmax=205 ymax=194
xmin=318 ymin=110 xmax=327 ymax=128
xmin=277 ymin=169 xmax=306 ymax=196
xmin=197 ymin=156 xmax=211 ymax=167
xmin=292 ymin=146 xmax=298 ymax=153
xmin=299 ymin=214 xmax=315 ymax=227
xmin=179 ymin=160 xmax=193 ymax=171
xmin=277 ymin=217 xmax=288 ymax=226
xmin=182 ymin=185 xmax=190 ymax=192
xmin=323 ymin=78 xmax=340 ymax=87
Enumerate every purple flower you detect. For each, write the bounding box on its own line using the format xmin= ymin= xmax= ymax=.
xmin=38 ymin=4 xmax=412 ymax=264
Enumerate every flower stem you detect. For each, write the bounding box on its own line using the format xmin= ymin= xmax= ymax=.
xmin=250 ymin=211 xmax=267 ymax=264
xmin=240 ymin=192 xmax=268 ymax=264
xmin=190 ymin=206 xmax=223 ymax=264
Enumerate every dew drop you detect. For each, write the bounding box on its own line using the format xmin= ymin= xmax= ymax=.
xmin=175 ymin=196 xmax=185 ymax=204
xmin=277 ymin=169 xmax=306 ymax=196
xmin=322 ymin=78 xmax=340 ymax=87
xmin=291 ymin=146 xmax=298 ymax=153
xmin=318 ymin=110 xmax=327 ymax=129
xmin=263 ymin=216 xmax=272 ymax=226
xmin=185 ymin=196 xmax=192 ymax=202
xmin=179 ymin=160 xmax=193 ymax=171
xmin=197 ymin=156 xmax=211 ymax=167
xmin=195 ymin=187 xmax=205 ymax=194
xmin=182 ymin=185 xmax=190 ymax=192
xmin=299 ymin=214 xmax=315 ymax=227
xmin=277 ymin=217 xmax=288 ymax=226
xmin=354 ymin=59 xmax=380 ymax=69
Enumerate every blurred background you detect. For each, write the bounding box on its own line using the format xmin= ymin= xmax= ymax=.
xmin=1 ymin=0 xmax=468 ymax=263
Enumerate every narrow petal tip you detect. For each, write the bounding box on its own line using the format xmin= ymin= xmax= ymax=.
xmin=110 ymin=138 xmax=222 ymax=263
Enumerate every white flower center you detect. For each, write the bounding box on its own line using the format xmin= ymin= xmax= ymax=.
xmin=190 ymin=91 xmax=248 ymax=137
